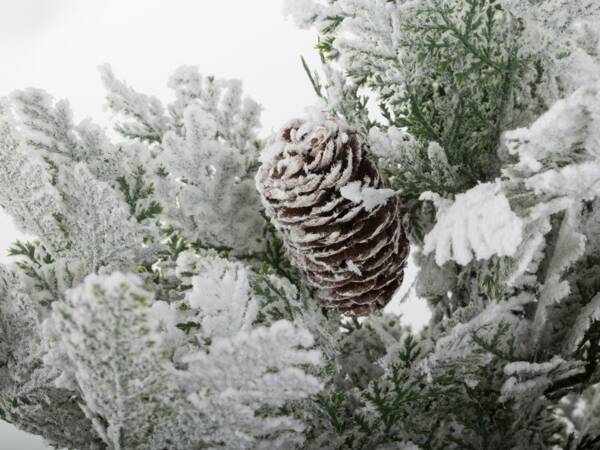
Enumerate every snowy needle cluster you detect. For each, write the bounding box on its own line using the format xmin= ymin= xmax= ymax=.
xmin=0 ymin=0 xmax=600 ymax=449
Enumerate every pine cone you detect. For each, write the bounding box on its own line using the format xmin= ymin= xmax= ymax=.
xmin=256 ymin=114 xmax=409 ymax=315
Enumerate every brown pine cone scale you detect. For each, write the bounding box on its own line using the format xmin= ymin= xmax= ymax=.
xmin=256 ymin=114 xmax=409 ymax=315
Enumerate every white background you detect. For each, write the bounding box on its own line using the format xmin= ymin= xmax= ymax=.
xmin=0 ymin=1 xmax=429 ymax=448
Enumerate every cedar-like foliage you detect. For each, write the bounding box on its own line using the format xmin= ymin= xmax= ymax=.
xmin=0 ymin=1 xmax=600 ymax=448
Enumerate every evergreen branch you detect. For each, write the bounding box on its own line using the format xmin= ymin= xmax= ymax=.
xmin=406 ymin=93 xmax=443 ymax=143
xmin=491 ymin=44 xmax=519 ymax=146
xmin=471 ymin=322 xmax=519 ymax=362
xmin=116 ymin=165 xmax=162 ymax=222
xmin=545 ymin=321 xmax=600 ymax=400
xmin=301 ymin=56 xmax=324 ymax=99
xmin=8 ymin=240 xmax=60 ymax=303
xmin=429 ymin=1 xmax=505 ymax=74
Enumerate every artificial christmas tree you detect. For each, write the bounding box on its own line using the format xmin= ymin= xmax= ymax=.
xmin=256 ymin=114 xmax=409 ymax=315
xmin=1 ymin=0 xmax=600 ymax=449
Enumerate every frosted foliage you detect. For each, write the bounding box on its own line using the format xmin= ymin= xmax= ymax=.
xmin=186 ymin=256 xmax=258 ymax=339
xmin=0 ymin=268 xmax=103 ymax=450
xmin=172 ymin=255 xmax=325 ymax=448
xmin=566 ymin=293 xmax=600 ymax=354
xmin=285 ymin=0 xmax=510 ymax=107
xmin=283 ymin=0 xmax=422 ymax=130
xmin=159 ymin=104 xmax=265 ymax=253
xmin=0 ymin=102 xmax=65 ymax=250
xmin=167 ymin=66 xmax=262 ymax=155
xmin=290 ymin=0 xmax=600 ymax=107
xmin=283 ymin=0 xmax=325 ymax=29
xmin=503 ymin=85 xmax=600 ymax=298
xmin=182 ymin=321 xmax=323 ymax=449
xmin=41 ymin=267 xmax=323 ymax=450
xmin=421 ymin=82 xmax=600 ymax=346
xmin=367 ymin=127 xmax=409 ymax=161
xmin=422 ymin=183 xmax=524 ymax=266
xmin=499 ymin=0 xmax=600 ymax=99
xmin=544 ymin=207 xmax=586 ymax=283
xmin=98 ymin=65 xmax=266 ymax=253
xmin=11 ymin=89 xmax=80 ymax=162
xmin=504 ymin=84 xmax=600 ymax=174
xmin=421 ymin=81 xmax=600 ymax=299
xmin=410 ymin=80 xmax=600 ymax=446
xmin=49 ymin=273 xmax=170 ymax=450
xmin=99 ymin=64 xmax=172 ymax=142
xmin=498 ymin=1 xmax=600 ymax=54
xmin=503 ymin=85 xmax=600 ymax=214
xmin=5 ymin=1 xmax=600 ymax=447
xmin=526 ymin=162 xmax=600 ymax=201
xmin=427 ymin=294 xmax=532 ymax=370
xmin=368 ymin=127 xmax=459 ymax=195
xmin=0 ymin=268 xmax=40 ymax=382
xmin=8 ymin=88 xmax=151 ymax=191
xmin=57 ymin=163 xmax=140 ymax=273
xmin=0 ymin=96 xmax=142 ymax=272
xmin=500 ymin=357 xmax=585 ymax=404
xmin=296 ymin=0 xmax=404 ymax=76
xmin=532 ymin=207 xmax=586 ymax=345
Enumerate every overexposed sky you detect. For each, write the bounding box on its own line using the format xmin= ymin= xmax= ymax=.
xmin=0 ymin=0 xmax=325 ymax=132
xmin=0 ymin=1 xmax=429 ymax=448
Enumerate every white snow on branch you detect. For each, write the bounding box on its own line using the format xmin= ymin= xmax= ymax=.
xmin=180 ymin=319 xmax=323 ymax=449
xmin=422 ymin=183 xmax=524 ymax=266
xmin=504 ymin=84 xmax=600 ymax=173
xmin=283 ymin=0 xmax=326 ymax=29
xmin=186 ymin=257 xmax=258 ymax=339
xmin=526 ymin=162 xmax=600 ymax=201
xmin=99 ymin=64 xmax=172 ymax=142
xmin=49 ymin=272 xmax=169 ymax=450
xmin=566 ymin=293 xmax=600 ymax=353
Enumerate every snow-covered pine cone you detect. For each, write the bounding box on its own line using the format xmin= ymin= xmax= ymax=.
xmin=256 ymin=114 xmax=409 ymax=315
